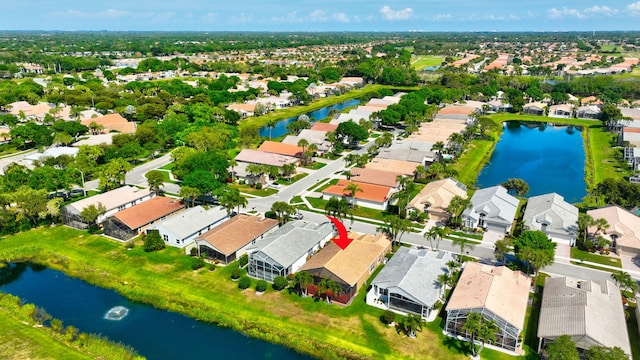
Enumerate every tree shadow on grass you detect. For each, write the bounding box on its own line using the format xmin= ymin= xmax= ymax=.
xmin=442 ymin=335 xmax=472 ymax=356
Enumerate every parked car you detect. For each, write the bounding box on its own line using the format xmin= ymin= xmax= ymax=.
xmin=69 ymin=189 xmax=85 ymax=197
xmin=47 ymin=191 xmax=69 ymax=200
xmin=291 ymin=212 xmax=304 ymax=220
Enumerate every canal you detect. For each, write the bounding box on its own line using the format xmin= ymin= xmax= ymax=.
xmin=258 ymin=98 xmax=361 ymax=138
xmin=0 ymin=263 xmax=308 ymax=360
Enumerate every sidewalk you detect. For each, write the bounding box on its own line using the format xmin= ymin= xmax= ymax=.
xmin=554 ymin=255 xmax=640 ymax=277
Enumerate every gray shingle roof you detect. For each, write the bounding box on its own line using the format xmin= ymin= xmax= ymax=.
xmin=462 ymin=185 xmax=519 ymax=226
xmin=249 ymin=220 xmax=334 ymax=268
xmin=523 ymin=193 xmax=578 ymax=239
xmin=538 ymin=276 xmax=631 ymax=356
xmin=148 ymin=205 xmax=228 ymax=240
xmin=372 ymin=247 xmax=456 ymax=307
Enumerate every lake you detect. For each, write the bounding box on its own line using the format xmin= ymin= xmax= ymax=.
xmin=476 ymin=121 xmax=587 ymax=203
xmin=258 ymin=98 xmax=361 ymax=138
xmin=0 ymin=263 xmax=308 ymax=360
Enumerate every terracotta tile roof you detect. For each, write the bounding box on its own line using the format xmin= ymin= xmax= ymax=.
xmin=624 ymin=127 xmax=640 ymax=134
xmin=407 ymin=178 xmax=468 ymax=213
xmin=310 ymin=122 xmax=338 ymax=132
xmin=81 ymin=113 xmax=136 ymax=134
xmin=258 ymin=141 xmax=303 ymax=157
xmin=587 ymin=205 xmax=640 ymax=252
xmin=299 ymin=232 xmax=390 ymax=287
xmin=322 ymin=180 xmax=392 ymax=203
xmin=196 ymin=214 xmax=278 ymax=256
xmin=438 ymin=106 xmax=477 ymax=116
xmin=349 ymin=167 xmax=402 ymax=187
xmin=113 ymin=197 xmax=185 ymax=230
xmin=365 ymin=158 xmax=419 ymax=176
xmin=227 ymin=103 xmax=256 ymax=112
xmin=446 ymin=262 xmax=530 ymax=330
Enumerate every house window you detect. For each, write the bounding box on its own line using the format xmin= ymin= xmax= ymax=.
xmin=369 ymin=263 xmax=375 ymax=273
xmin=163 ymin=235 xmax=169 ymax=242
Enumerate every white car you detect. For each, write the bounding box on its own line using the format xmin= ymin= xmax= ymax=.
xmin=291 ymin=213 xmax=304 ymax=220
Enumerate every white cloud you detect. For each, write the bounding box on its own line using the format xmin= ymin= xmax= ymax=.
xmin=269 ymin=12 xmax=303 ymax=24
xmin=309 ymin=10 xmax=328 ymax=22
xmin=49 ymin=9 xmax=131 ymax=18
xmin=584 ymin=5 xmax=618 ymax=16
xmin=548 ymin=7 xmax=586 ymax=19
xmin=627 ymin=1 xmax=640 ymax=15
xmin=379 ymin=5 xmax=413 ymax=20
xmin=432 ymin=13 xmax=452 ymax=21
xmin=333 ymin=12 xmax=350 ymax=23
xmin=229 ymin=13 xmax=253 ymax=25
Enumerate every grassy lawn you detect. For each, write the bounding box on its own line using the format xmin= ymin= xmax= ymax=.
xmin=410 ymin=55 xmax=449 ymax=70
xmin=452 ymin=138 xmax=496 ymax=187
xmin=449 ymin=231 xmax=484 ymax=241
xmin=290 ymin=196 xmax=303 ymax=204
xmin=229 ymin=184 xmax=278 ymax=197
xmin=626 ymin=303 xmax=640 ymax=360
xmin=302 ymin=162 xmax=327 ymax=170
xmin=276 ymin=173 xmax=308 ymax=185
xmin=0 ymin=226 xmax=483 ymax=360
xmin=156 ymin=169 xmax=178 ymax=184
xmin=158 ymin=162 xmax=174 ymax=171
xmin=570 ymin=247 xmax=622 ymax=268
xmin=315 ymin=178 xmax=339 ymax=192
xmin=0 ymin=310 xmax=95 ymax=360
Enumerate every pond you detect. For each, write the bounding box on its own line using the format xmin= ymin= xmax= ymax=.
xmin=476 ymin=121 xmax=587 ymax=203
xmin=258 ymin=98 xmax=361 ymax=138
xmin=0 ymin=263 xmax=309 ymax=360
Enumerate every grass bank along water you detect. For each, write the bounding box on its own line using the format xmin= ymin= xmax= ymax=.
xmin=0 ymin=226 xmax=478 ymax=360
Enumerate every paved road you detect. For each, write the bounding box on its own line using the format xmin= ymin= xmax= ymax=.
xmin=0 ymin=149 xmax=37 ymax=174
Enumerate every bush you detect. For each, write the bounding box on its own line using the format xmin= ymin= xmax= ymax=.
xmin=125 ymin=241 xmax=135 ymax=250
xmin=255 ymin=183 xmax=263 ymax=190
xmin=144 ymin=230 xmax=165 ymax=252
xmin=191 ymin=256 xmax=205 ymax=270
xmin=256 ymin=280 xmax=268 ymax=292
xmin=381 ymin=310 xmax=396 ymax=325
xmin=272 ymin=276 xmax=288 ymax=291
xmin=264 ymin=211 xmax=278 ymax=220
xmin=231 ymin=267 xmax=242 ymax=280
xmin=207 ymin=263 xmax=216 ymax=271
xmin=238 ymin=254 xmax=248 ymax=267
xmin=239 ymin=179 xmax=246 ymax=185
xmin=238 ymin=276 xmax=251 ymax=290
xmin=189 ymin=247 xmax=198 ymax=257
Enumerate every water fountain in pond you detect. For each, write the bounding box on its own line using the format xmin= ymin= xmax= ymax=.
xmin=104 ymin=306 xmax=129 ymax=321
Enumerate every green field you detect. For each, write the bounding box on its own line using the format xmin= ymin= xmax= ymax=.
xmin=410 ymin=55 xmax=448 ymax=70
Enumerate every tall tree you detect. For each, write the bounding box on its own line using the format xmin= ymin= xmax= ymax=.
xmin=514 ymin=230 xmax=556 ymax=278
xmin=578 ymin=213 xmax=596 ymax=243
xmin=447 ymin=195 xmax=470 ymax=228
xmin=587 ymin=345 xmax=630 ymax=360
xmin=377 ymin=215 xmax=411 ymax=247
xmin=494 ymin=239 xmax=509 ymax=264
xmin=399 ymin=313 xmax=425 ymax=338
xmin=501 ymin=178 xmax=530 ymax=197
xmin=145 ymin=170 xmax=165 ymax=194
xmin=317 ymin=278 xmax=342 ymax=304
xmin=344 ymin=182 xmax=363 ymax=208
xmin=452 ymin=236 xmax=475 ymax=263
xmin=545 ymin=334 xmax=579 ymax=360
xmin=179 ymin=186 xmax=201 ymax=207
xmin=271 ymin=201 xmax=296 ymax=225
xmin=292 ymin=271 xmax=314 ymax=297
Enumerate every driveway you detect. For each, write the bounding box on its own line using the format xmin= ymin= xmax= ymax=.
xmin=482 ymin=230 xmax=504 ymax=246
xmin=554 ymin=243 xmax=571 ymax=264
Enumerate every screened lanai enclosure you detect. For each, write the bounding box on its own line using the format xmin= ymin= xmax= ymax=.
xmin=248 ymin=252 xmax=287 ymax=282
xmin=445 ymin=307 xmax=521 ymax=353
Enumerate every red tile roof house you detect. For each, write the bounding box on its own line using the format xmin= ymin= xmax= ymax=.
xmin=258 ymin=141 xmax=304 ymax=157
xmin=103 ymin=197 xmax=185 ymax=241
xmin=322 ymin=180 xmax=393 ymax=211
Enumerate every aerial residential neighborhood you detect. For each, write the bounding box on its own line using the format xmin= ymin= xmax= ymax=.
xmin=2 ymin=6 xmax=640 ymax=360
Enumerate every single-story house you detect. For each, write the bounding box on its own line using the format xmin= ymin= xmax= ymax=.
xmin=233 ymin=149 xmax=299 ymax=183
xmin=81 ymin=113 xmax=136 ymax=134
xmin=377 ymin=141 xmax=437 ymax=165
xmin=299 ymin=232 xmax=391 ymax=305
xmin=195 ymin=214 xmax=279 ymax=264
xmin=576 ymin=105 xmax=602 ymax=120
xmin=523 ymin=102 xmax=546 ymax=116
xmin=445 ymin=263 xmax=530 ymax=354
xmin=258 ymin=141 xmax=304 ymax=157
xmin=366 ymin=158 xmax=419 ymax=176
xmin=587 ymin=205 xmax=640 ymax=256
xmin=349 ymin=167 xmax=402 ymax=188
xmin=62 ymin=186 xmax=154 ymax=229
xmin=247 ymin=220 xmax=335 ymax=282
xmin=537 ymin=276 xmax=631 ymax=358
xmin=522 ymin=193 xmax=579 ymax=246
xmin=146 ymin=205 xmax=231 ymax=249
xmin=227 ymin=103 xmax=256 ymax=118
xmin=322 ymin=180 xmax=393 ymax=211
xmin=103 ymin=197 xmax=185 ymax=240
xmin=548 ymin=104 xmax=573 ymax=118
xmin=310 ymin=122 xmax=338 ymax=132
xmin=24 ymin=146 xmax=79 ymax=164
xmin=406 ymin=178 xmax=468 ymax=222
xmin=367 ymin=248 xmax=456 ymax=321
xmin=462 ymin=186 xmax=519 ymax=233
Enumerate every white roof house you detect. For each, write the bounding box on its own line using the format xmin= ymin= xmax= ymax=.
xmin=367 ymin=248 xmax=456 ymax=321
xmin=247 ymin=220 xmax=334 ymax=282
xmin=62 ymin=186 xmax=154 ymax=228
xmin=147 ymin=205 xmax=230 ymax=249
xmin=24 ymin=146 xmax=79 ymax=164
xmin=462 ymin=186 xmax=519 ymax=233
xmin=523 ymin=193 xmax=579 ymax=246
xmin=538 ymin=276 xmax=631 ymax=357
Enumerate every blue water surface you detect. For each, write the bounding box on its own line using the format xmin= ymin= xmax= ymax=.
xmin=258 ymin=98 xmax=360 ymax=138
xmin=476 ymin=121 xmax=587 ymax=203
xmin=0 ymin=263 xmax=308 ymax=360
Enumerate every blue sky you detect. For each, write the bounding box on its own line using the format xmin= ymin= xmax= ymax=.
xmin=5 ymin=1 xmax=640 ymax=32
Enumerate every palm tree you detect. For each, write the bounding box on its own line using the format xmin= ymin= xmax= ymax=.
xmin=318 ymin=278 xmax=342 ymax=304
xmin=578 ymin=213 xmax=595 ymax=242
xmin=271 ymin=201 xmax=295 ymax=225
xmin=228 ymin=158 xmax=237 ymax=183
xmin=344 ymin=182 xmax=363 ymax=208
xmin=246 ymin=163 xmax=267 ymax=185
xmin=476 ymin=319 xmax=499 ymax=356
xmin=447 ymin=195 xmax=470 ymax=229
xmin=461 ymin=312 xmax=483 ymax=356
xmin=280 ymin=163 xmax=297 ymax=182
xmin=414 ymin=165 xmax=428 ymax=181
xmin=452 ymin=237 xmax=475 ymax=263
xmin=324 ymin=196 xmax=352 ymax=222
xmin=377 ymin=215 xmax=412 ymax=247
xmin=424 ymin=227 xmax=440 ymax=250
xmin=293 ymin=271 xmax=314 ymax=297
xmin=266 ymin=119 xmax=277 ymax=140
xmin=611 ymin=271 xmax=638 ymax=297
xmin=400 ymin=313 xmax=425 ymax=338
xmin=437 ymin=272 xmax=452 ymax=297
xmin=594 ymin=218 xmax=610 ymax=235
xmin=217 ymin=188 xmax=247 ymax=215
xmin=179 ymin=186 xmax=201 ymax=208
xmin=494 ymin=239 xmax=509 ymax=264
